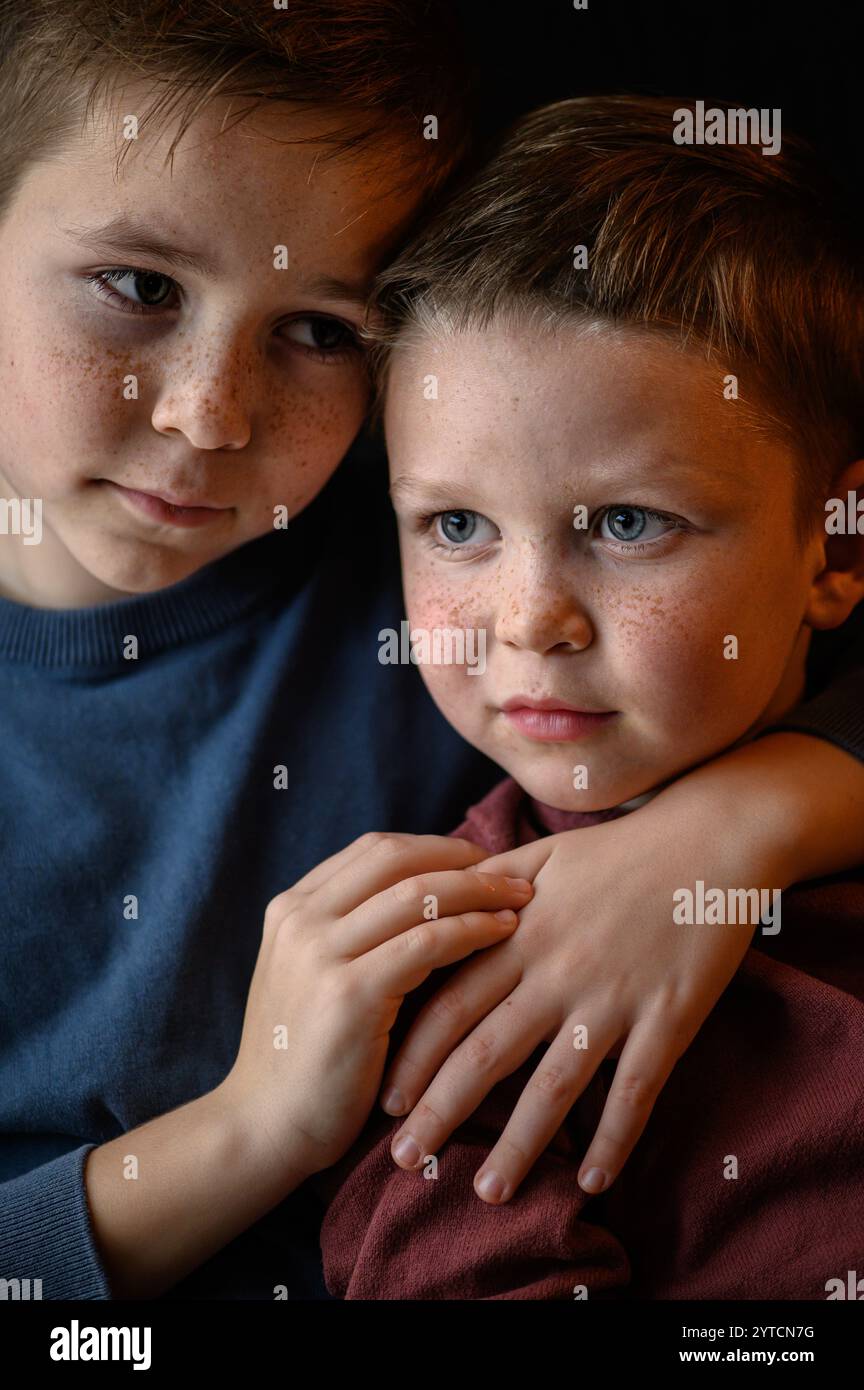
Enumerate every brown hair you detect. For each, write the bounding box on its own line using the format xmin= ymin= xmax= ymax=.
xmin=0 ymin=0 xmax=475 ymax=219
xmin=365 ymin=94 xmax=864 ymax=532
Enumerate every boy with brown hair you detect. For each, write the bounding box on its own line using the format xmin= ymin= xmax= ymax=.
xmin=318 ymin=94 xmax=864 ymax=1299
xmin=2 ymin=4 xmax=864 ymax=1303
xmin=0 ymin=0 xmax=537 ymax=1301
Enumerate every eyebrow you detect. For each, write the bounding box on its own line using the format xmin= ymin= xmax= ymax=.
xmin=389 ymin=477 xmax=483 ymax=509
xmin=61 ymin=216 xmax=372 ymax=308
xmin=580 ymin=451 xmax=754 ymax=504
xmin=61 ymin=215 xmax=219 ymax=276
xmin=390 ymin=455 xmax=748 ymax=509
xmin=302 ymin=273 xmax=370 ymax=312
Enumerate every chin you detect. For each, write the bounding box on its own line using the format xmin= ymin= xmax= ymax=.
xmin=82 ymin=544 xmax=211 ymax=598
xmin=510 ymin=761 xmax=648 ymax=814
xmin=505 ymin=767 xmax=595 ymax=813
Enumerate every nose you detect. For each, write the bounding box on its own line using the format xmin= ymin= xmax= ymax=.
xmin=494 ymin=553 xmax=594 ymax=654
xmin=151 ymin=331 xmax=255 ymax=451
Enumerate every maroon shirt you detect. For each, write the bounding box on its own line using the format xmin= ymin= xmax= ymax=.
xmin=318 ymin=778 xmax=864 ymax=1299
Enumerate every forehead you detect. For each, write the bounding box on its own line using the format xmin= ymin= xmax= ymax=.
xmin=389 ymin=317 xmax=725 ymax=413
xmin=384 ymin=317 xmax=806 ymax=517
xmin=386 ymin=317 xmax=777 ymax=475
xmin=24 ymin=84 xmax=419 ymax=280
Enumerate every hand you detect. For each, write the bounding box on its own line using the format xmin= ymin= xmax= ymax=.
xmin=377 ymin=751 xmax=806 ymax=1203
xmin=221 ymin=832 xmax=533 ymax=1181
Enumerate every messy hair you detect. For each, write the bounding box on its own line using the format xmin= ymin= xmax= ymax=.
xmin=0 ymin=0 xmax=475 ymax=218
xmin=365 ymin=94 xmax=864 ymax=533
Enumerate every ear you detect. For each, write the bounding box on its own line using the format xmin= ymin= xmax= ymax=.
xmin=805 ymin=457 xmax=864 ymax=631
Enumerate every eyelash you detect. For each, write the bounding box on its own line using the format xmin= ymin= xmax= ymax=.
xmin=598 ymin=507 xmax=684 ymax=553
xmin=83 ymin=268 xmax=363 ymax=364
xmin=414 ymin=511 xmax=485 ymax=556
xmin=415 ymin=506 xmax=685 ymax=555
xmin=84 ymin=268 xmax=180 ymax=316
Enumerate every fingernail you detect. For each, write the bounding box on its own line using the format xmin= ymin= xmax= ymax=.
xmin=505 ymin=877 xmax=532 ymax=893
xmin=495 ymin=909 xmax=517 ymax=923
xmin=393 ymin=1135 xmax=421 ymax=1167
xmin=380 ymin=1086 xmax=405 ymax=1115
xmin=476 ymin=1170 xmax=507 ymax=1202
xmin=579 ymin=1167 xmax=607 ymax=1194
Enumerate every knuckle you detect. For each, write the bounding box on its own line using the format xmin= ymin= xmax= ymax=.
xmin=528 ymin=1063 xmax=572 ymax=1106
xmin=413 ymin=1099 xmax=445 ymax=1128
xmin=396 ymin=922 xmax=432 ymax=955
xmin=463 ymin=1030 xmax=499 ymax=1075
xmin=442 ymin=910 xmax=471 ymax=937
xmin=391 ymin=873 xmax=428 ymax=908
xmin=590 ymin=1131 xmax=623 ymax=1165
xmin=356 ymin=830 xmax=389 ymax=849
xmin=498 ymin=1133 xmax=530 ymax=1166
xmin=426 ymin=982 xmax=465 ymax=1026
xmin=263 ymin=890 xmax=294 ymax=929
xmin=612 ymin=1071 xmax=656 ymax=1111
xmin=366 ymin=831 xmax=409 ymax=859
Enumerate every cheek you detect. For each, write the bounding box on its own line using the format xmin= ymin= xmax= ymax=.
xmin=0 ymin=329 xmax=143 ymax=495
xmin=403 ymin=554 xmax=487 ymax=633
xmin=603 ymin=565 xmax=797 ymax=725
xmin=251 ymin=368 xmax=370 ymax=519
xmin=264 ymin=372 xmax=367 ymax=463
xmin=3 ymin=273 xmax=143 ymax=420
xmin=402 ymin=557 xmax=488 ymax=724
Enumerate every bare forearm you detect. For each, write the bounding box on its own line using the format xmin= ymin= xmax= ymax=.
xmin=657 ymin=732 xmax=864 ymax=887
xmin=84 ymin=1083 xmax=308 ymax=1299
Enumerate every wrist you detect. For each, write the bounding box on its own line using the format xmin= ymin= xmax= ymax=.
xmin=86 ymin=1084 xmax=310 ymax=1300
xmin=212 ymin=1074 xmax=314 ymax=1194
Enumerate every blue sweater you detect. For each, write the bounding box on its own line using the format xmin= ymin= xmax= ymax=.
xmin=2 ymin=437 xmax=862 ymax=1300
xmin=0 ymin=442 xmax=502 ymax=1299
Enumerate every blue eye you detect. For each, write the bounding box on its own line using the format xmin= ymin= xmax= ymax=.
xmin=424 ymin=509 xmax=498 ymax=552
xmin=439 ymin=511 xmax=478 ymax=543
xmin=599 ymin=506 xmax=673 ymax=544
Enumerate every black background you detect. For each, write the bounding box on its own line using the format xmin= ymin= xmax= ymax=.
xmin=456 ymin=0 xmax=861 ymax=203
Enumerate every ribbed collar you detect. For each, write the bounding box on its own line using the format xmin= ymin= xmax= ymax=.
xmin=0 ymin=525 xmax=299 ymax=671
xmin=457 ymin=778 xmax=661 ymax=854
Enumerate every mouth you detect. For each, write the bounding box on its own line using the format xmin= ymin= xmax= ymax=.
xmin=500 ymin=695 xmax=618 ymax=743
xmin=100 ymin=480 xmax=232 ymax=529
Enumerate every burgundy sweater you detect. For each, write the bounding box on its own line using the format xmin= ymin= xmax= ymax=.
xmin=317 ymin=778 xmax=864 ymax=1300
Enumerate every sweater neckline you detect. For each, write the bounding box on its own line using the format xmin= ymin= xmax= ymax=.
xmin=0 ymin=525 xmax=301 ymax=670
xmin=523 ymin=785 xmax=661 ymax=837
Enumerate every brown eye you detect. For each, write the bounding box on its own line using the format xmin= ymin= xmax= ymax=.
xmin=130 ymin=271 xmax=174 ymax=306
xmin=91 ymin=268 xmax=180 ymax=311
xmin=282 ymin=316 xmax=359 ymax=355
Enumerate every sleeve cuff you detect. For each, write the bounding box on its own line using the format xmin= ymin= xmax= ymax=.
xmin=0 ymin=1144 xmax=111 ymax=1299
xmin=758 ymin=669 xmax=864 ymax=765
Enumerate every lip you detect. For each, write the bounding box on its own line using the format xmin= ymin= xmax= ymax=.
xmin=501 ymin=696 xmax=612 ymax=714
xmin=101 ymin=480 xmax=231 ymax=529
xmin=500 ymin=695 xmax=617 ymax=743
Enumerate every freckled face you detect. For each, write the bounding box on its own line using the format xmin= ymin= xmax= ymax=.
xmin=387 ymin=321 xmax=825 ymax=811
xmin=0 ymin=89 xmax=418 ymax=605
